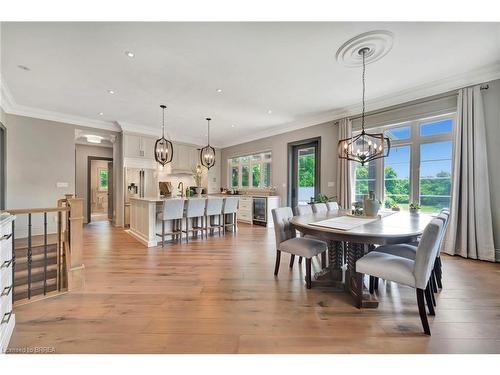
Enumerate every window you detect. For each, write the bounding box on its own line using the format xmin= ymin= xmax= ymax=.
xmin=228 ymin=151 xmax=272 ymax=189
xmin=98 ymin=168 xmax=109 ymax=191
xmin=353 ymin=114 xmax=454 ymax=213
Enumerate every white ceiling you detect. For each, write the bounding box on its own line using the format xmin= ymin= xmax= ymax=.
xmin=1 ymin=22 xmax=500 ymax=147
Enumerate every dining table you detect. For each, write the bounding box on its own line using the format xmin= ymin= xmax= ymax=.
xmin=290 ymin=210 xmax=433 ymax=309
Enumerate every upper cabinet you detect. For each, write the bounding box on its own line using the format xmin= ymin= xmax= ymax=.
xmin=171 ymin=143 xmax=199 ymax=174
xmin=123 ymin=134 xmax=157 ymax=159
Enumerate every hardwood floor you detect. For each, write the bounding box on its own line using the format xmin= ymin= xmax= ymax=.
xmin=8 ymin=221 xmax=500 ymax=354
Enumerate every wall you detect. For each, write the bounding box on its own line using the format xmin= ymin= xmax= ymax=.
xmin=4 ymin=114 xmax=75 ymax=236
xmin=221 ymin=120 xmax=337 ymax=205
xmin=483 ymin=79 xmax=500 ymax=259
xmin=75 ymin=144 xmax=113 ymax=223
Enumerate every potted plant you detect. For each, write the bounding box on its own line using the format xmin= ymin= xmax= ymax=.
xmin=409 ymin=202 xmax=421 ymax=214
xmin=391 ymin=203 xmax=401 ymax=212
xmin=192 ymin=165 xmax=203 ymax=196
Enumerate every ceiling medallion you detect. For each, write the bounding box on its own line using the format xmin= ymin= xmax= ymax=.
xmin=335 ymin=30 xmax=394 ymax=67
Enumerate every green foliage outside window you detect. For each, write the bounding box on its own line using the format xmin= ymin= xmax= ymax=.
xmin=298 ymin=154 xmax=315 ymax=187
xmin=252 ymin=164 xmax=261 ymax=187
xmin=99 ymin=169 xmax=108 ymax=190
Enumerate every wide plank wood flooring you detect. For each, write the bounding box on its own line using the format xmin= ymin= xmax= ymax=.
xmin=8 ymin=221 xmax=500 ymax=353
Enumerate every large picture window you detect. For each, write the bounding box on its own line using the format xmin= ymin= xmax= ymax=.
xmin=228 ymin=151 xmax=272 ymax=189
xmin=353 ymin=114 xmax=454 ymax=213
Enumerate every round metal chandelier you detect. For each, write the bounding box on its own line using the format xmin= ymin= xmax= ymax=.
xmin=154 ymin=105 xmax=174 ymax=166
xmin=200 ymin=117 xmax=216 ymax=169
xmin=337 ymin=47 xmax=390 ymax=166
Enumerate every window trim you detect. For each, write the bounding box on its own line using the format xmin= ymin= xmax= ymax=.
xmin=228 ymin=151 xmax=272 ymax=189
xmin=353 ymin=113 xmax=455 ymax=212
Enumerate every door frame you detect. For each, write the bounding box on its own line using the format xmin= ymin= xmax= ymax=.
xmin=87 ymin=156 xmax=113 ymax=223
xmin=287 ymin=137 xmax=321 ymax=207
xmin=0 ymin=122 xmax=6 ymax=210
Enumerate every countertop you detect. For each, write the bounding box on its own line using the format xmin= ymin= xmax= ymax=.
xmin=129 ymin=194 xmax=279 ymax=203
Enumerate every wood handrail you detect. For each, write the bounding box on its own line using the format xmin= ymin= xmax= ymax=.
xmin=1 ymin=207 xmax=70 ymax=215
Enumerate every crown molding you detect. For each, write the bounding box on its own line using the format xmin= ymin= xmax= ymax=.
xmin=219 ymin=62 xmax=500 ymax=148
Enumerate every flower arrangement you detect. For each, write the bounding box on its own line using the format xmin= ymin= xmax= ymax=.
xmin=192 ymin=165 xmax=203 ymax=187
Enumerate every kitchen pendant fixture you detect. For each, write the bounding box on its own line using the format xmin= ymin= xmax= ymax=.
xmin=337 ymin=47 xmax=390 ymax=166
xmin=154 ymin=105 xmax=174 ymax=166
xmin=200 ymin=117 xmax=216 ymax=169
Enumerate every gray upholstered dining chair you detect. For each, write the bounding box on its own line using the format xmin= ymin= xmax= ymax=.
xmin=205 ymin=197 xmax=224 ymax=238
xmin=182 ymin=198 xmax=206 ymax=243
xmin=272 ymin=207 xmax=327 ymax=289
xmin=293 ymin=204 xmax=328 ymax=268
xmin=156 ymin=199 xmax=185 ymax=246
xmin=222 ymin=196 xmax=239 ymax=234
xmin=311 ymin=203 xmax=327 ymax=213
xmin=356 ymin=218 xmax=444 ymax=335
xmin=326 ymin=201 xmax=340 ymax=211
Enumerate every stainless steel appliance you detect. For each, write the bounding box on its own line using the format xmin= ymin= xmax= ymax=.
xmin=252 ymin=197 xmax=267 ymax=226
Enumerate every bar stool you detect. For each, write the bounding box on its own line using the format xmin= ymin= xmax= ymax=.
xmin=312 ymin=203 xmax=327 ymax=213
xmin=182 ymin=198 xmax=206 ymax=243
xmin=205 ymin=197 xmax=224 ymax=238
xmin=222 ymin=196 xmax=239 ymax=234
xmin=156 ymin=199 xmax=185 ymax=247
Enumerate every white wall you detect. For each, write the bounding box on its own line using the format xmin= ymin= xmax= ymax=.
xmin=75 ymin=144 xmax=113 ymax=223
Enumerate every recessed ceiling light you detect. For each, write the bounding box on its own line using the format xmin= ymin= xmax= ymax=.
xmin=98 ymin=112 xmax=104 ymax=116
xmin=125 ymin=51 xmax=135 ymax=58
xmin=267 ymin=110 xmax=273 ymax=114
xmin=17 ymin=65 xmax=30 ymax=71
xmin=107 ymin=89 xmax=115 ymax=95
xmin=231 ymin=125 xmax=235 ymax=128
xmin=216 ymin=88 xmax=223 ymax=93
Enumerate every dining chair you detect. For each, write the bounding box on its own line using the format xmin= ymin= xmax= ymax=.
xmin=156 ymin=199 xmax=185 ymax=246
xmin=356 ymin=218 xmax=444 ymax=335
xmin=271 ymin=207 xmax=328 ymax=289
xmin=293 ymin=204 xmax=328 ymax=268
xmin=205 ymin=197 xmax=224 ymax=238
xmin=182 ymin=198 xmax=206 ymax=243
xmin=326 ymin=202 xmax=340 ymax=211
xmin=222 ymin=196 xmax=239 ymax=234
xmin=311 ymin=203 xmax=327 ymax=213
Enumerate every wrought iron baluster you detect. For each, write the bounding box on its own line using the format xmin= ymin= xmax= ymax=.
xmin=27 ymin=213 xmax=32 ymax=299
xmin=43 ymin=212 xmax=48 ymax=295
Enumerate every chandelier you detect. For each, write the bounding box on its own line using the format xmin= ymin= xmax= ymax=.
xmin=200 ymin=117 xmax=216 ymax=169
xmin=337 ymin=47 xmax=390 ymax=166
xmin=154 ymin=105 xmax=174 ymax=166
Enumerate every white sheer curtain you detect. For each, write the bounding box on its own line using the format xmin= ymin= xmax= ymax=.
xmin=336 ymin=118 xmax=353 ymax=209
xmin=444 ymin=85 xmax=495 ymax=261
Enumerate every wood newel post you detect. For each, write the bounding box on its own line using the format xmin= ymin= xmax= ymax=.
xmin=67 ymin=197 xmax=85 ymax=290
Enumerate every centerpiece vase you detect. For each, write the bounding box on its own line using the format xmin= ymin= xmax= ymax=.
xmin=363 ymin=191 xmax=381 ymax=217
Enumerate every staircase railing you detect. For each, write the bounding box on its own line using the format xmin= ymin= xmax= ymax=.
xmin=0 ymin=195 xmax=84 ymax=303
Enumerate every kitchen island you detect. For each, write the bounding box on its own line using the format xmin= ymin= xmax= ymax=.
xmin=127 ymin=196 xmax=236 ymax=247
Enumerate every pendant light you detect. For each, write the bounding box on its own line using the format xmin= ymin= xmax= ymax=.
xmin=337 ymin=47 xmax=390 ymax=166
xmin=154 ymin=104 xmax=174 ymax=166
xmin=200 ymin=117 xmax=216 ymax=169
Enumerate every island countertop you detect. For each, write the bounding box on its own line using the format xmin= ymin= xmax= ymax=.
xmin=129 ymin=195 xmax=222 ymax=203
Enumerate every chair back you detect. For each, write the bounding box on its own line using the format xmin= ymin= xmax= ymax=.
xmin=312 ymin=203 xmax=327 ymax=213
xmin=185 ymin=198 xmax=206 ymax=218
xmin=205 ymin=197 xmax=224 ymax=216
xmin=271 ymin=207 xmax=296 ymax=249
xmin=413 ymin=219 xmax=443 ymax=289
xmin=295 ymin=204 xmax=313 ymax=216
xmin=435 ymin=211 xmax=450 ymax=253
xmin=326 ymin=202 xmax=339 ymax=211
xmin=223 ymin=197 xmax=239 ymax=214
xmin=162 ymin=199 xmax=185 ymax=220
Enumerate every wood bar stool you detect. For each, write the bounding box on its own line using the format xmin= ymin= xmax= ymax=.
xmin=205 ymin=197 xmax=224 ymax=238
xmin=156 ymin=199 xmax=185 ymax=246
xmin=182 ymin=198 xmax=206 ymax=243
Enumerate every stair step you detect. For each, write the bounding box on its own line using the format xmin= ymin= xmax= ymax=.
xmin=15 ymin=252 xmax=58 ymax=270
xmin=14 ymin=264 xmax=58 ymax=281
xmin=13 ymin=278 xmax=58 ymax=301
xmin=15 ymin=243 xmax=58 ymax=257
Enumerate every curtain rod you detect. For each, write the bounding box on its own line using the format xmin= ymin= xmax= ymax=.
xmin=346 ymin=83 xmax=490 ymax=123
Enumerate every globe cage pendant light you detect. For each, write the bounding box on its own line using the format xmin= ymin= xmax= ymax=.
xmin=337 ymin=47 xmax=390 ymax=166
xmin=154 ymin=105 xmax=174 ymax=166
xmin=200 ymin=117 xmax=216 ymax=169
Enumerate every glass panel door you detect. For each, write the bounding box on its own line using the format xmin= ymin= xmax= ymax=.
xmin=289 ymin=139 xmax=320 ymax=207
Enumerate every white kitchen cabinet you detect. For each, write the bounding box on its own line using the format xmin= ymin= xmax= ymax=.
xmin=123 ymin=134 xmax=157 ymax=159
xmin=0 ymin=214 xmax=15 ymax=354
xmin=171 ymin=143 xmax=199 ymax=174
xmin=237 ymin=196 xmax=253 ymax=224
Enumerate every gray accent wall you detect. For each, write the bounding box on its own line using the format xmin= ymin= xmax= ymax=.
xmin=220 ymin=120 xmax=338 ymax=205
xmin=483 ymin=79 xmax=500 ymax=259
